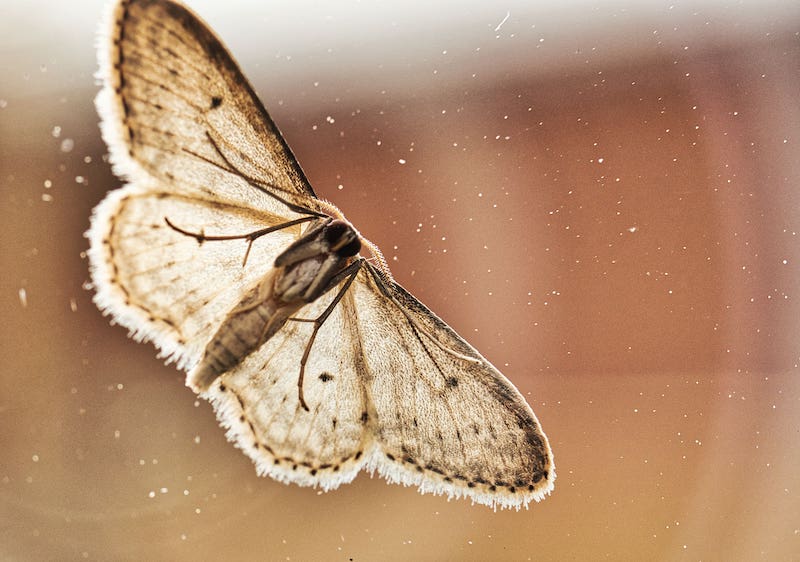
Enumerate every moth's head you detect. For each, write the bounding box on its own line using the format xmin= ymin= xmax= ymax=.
xmin=325 ymin=219 xmax=361 ymax=258
xmin=314 ymin=198 xmax=394 ymax=282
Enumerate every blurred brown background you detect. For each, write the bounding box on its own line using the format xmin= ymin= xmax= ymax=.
xmin=2 ymin=1 xmax=799 ymax=560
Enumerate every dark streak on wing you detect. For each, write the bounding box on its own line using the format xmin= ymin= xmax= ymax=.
xmin=361 ymin=265 xmax=472 ymax=463
xmin=199 ymin=131 xmax=326 ymax=217
xmin=338 ymin=287 xmax=375 ymax=431
xmin=140 ymin=0 xmax=317 ymax=197
xmin=362 ymin=261 xmax=551 ymax=477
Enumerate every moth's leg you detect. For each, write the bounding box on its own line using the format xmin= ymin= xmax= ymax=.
xmin=165 ymin=215 xmax=316 ymax=266
xmin=165 ymin=215 xmax=314 ymax=244
xmin=288 ymin=259 xmax=364 ymax=411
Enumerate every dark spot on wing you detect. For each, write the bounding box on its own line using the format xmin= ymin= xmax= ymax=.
xmin=210 ymin=96 xmax=222 ymax=109
xmin=426 ymin=464 xmax=444 ymax=476
xmin=318 ymin=372 xmax=333 ymax=382
xmin=446 ymin=377 xmax=458 ymax=388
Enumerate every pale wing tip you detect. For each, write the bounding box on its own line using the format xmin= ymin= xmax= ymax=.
xmin=89 ymin=1 xmax=192 ymax=369
xmin=366 ymin=453 xmax=555 ymax=511
xmin=199 ymin=373 xmax=556 ymax=508
xmin=200 ymin=370 xmax=555 ymax=509
xmin=203 ymin=380 xmax=372 ymax=492
xmin=85 ymin=187 xmax=197 ymax=373
xmin=94 ymin=0 xmax=154 ymax=188
xmin=94 ymin=0 xmax=120 ymax=80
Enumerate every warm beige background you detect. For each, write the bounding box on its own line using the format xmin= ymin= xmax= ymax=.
xmin=2 ymin=1 xmax=799 ymax=560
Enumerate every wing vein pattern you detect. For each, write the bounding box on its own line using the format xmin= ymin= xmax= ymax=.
xmin=88 ymin=0 xmax=554 ymax=510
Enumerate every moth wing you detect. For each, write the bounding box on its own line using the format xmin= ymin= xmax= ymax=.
xmin=200 ymin=285 xmax=373 ymax=489
xmin=89 ymin=0 xmax=322 ymax=368
xmin=96 ymin=0 xmax=319 ymax=213
xmin=352 ymin=265 xmax=555 ymax=510
xmin=88 ymin=191 xmax=306 ymax=369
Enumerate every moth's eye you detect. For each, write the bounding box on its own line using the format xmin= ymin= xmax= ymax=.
xmin=325 ymin=220 xmax=361 ymax=257
xmin=336 ymin=236 xmax=361 ymax=257
xmin=324 ymin=220 xmax=349 ymax=241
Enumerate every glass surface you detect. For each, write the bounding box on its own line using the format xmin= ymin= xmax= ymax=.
xmin=2 ymin=1 xmax=798 ymax=559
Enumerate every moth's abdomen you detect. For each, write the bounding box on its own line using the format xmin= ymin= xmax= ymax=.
xmin=189 ymin=274 xmax=299 ymax=392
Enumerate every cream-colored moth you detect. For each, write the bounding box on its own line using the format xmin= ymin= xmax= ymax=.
xmin=87 ymin=0 xmax=554 ymax=510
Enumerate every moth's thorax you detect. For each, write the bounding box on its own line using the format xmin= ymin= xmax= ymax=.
xmin=271 ymin=217 xmax=361 ymax=305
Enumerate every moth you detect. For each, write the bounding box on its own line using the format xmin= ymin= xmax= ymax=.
xmin=87 ymin=0 xmax=554 ymax=509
